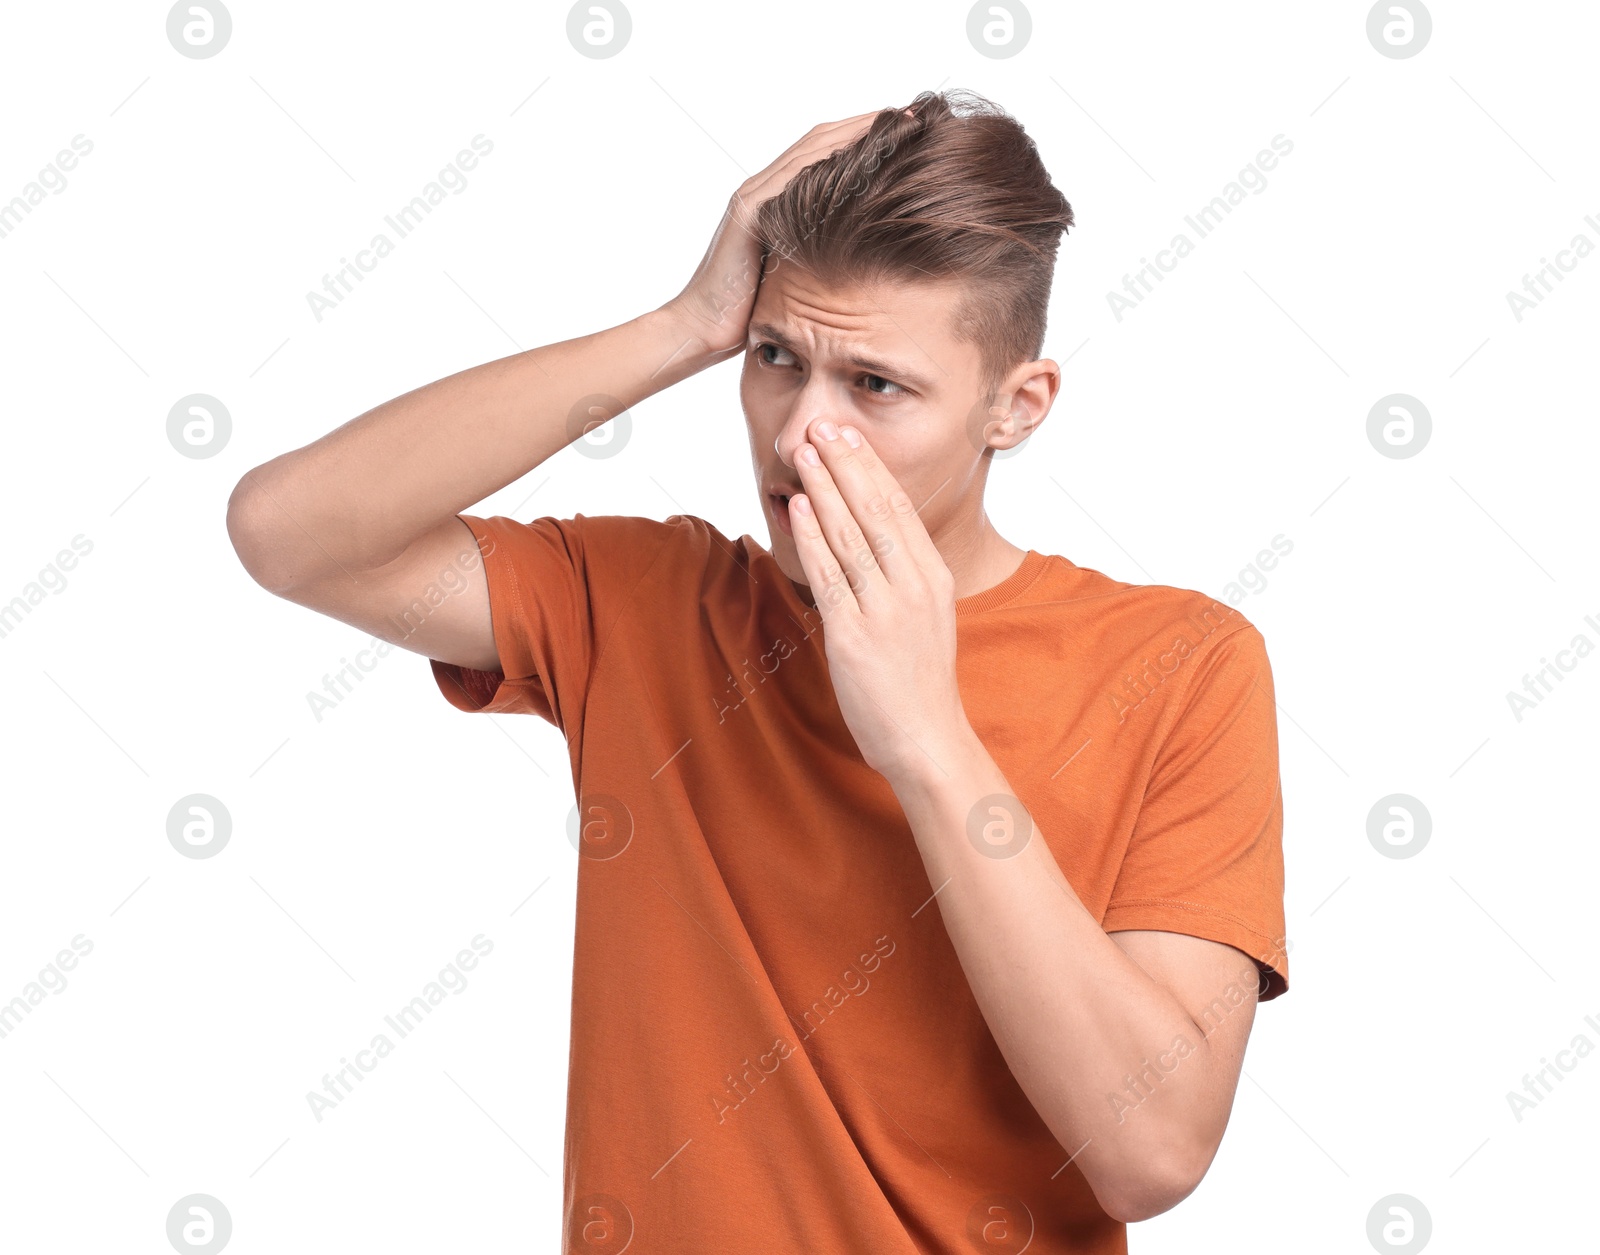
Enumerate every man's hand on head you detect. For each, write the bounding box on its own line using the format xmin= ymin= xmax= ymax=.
xmin=661 ymin=111 xmax=886 ymax=361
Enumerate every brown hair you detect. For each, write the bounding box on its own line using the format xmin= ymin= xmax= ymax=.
xmin=753 ymin=88 xmax=1075 ymax=399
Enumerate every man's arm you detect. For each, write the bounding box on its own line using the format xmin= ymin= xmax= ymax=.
xmin=889 ymin=737 xmax=1259 ymax=1224
xmin=225 ymin=308 xmax=722 ymax=669
xmin=777 ymin=422 xmax=1275 ymax=1225
xmin=225 ymin=111 xmax=887 ymax=661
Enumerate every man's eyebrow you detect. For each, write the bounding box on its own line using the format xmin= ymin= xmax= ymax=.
xmin=747 ymin=322 xmax=936 ymax=391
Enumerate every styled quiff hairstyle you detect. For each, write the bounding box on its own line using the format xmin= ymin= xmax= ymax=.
xmin=752 ymin=88 xmax=1075 ymax=399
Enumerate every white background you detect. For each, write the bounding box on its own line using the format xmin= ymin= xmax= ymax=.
xmin=2 ymin=1 xmax=1596 ymax=1251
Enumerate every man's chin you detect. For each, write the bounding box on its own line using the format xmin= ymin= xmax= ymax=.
xmin=767 ymin=543 xmax=811 ymax=596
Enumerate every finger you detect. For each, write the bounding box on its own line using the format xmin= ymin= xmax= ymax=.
xmin=761 ymin=113 xmax=878 ymax=179
xmin=747 ymin=129 xmax=889 ymax=259
xmin=798 ymin=109 xmax=883 ymax=148
xmin=832 ymin=424 xmax=943 ymax=576
xmin=803 ymin=425 xmax=912 ymax=586
xmin=794 ymin=437 xmax=888 ymax=603
xmin=789 ymin=113 xmax=884 ymax=166
xmin=749 ymin=111 xmax=883 ymax=199
xmin=788 ymin=491 xmax=860 ymax=622
xmin=735 ymin=143 xmax=869 ymax=232
xmin=749 ymin=135 xmax=868 ymax=207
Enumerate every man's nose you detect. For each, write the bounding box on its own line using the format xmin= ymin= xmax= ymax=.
xmin=773 ymin=388 xmax=837 ymax=469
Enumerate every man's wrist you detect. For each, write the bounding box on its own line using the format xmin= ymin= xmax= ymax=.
xmin=642 ymin=303 xmax=743 ymax=384
xmin=882 ymin=719 xmax=992 ymax=802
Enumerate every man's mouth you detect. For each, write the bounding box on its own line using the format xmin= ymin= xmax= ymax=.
xmin=767 ymin=492 xmax=795 ymax=537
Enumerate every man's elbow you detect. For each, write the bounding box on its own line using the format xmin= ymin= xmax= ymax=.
xmin=1098 ymin=1149 xmax=1208 ymax=1224
xmin=226 ymin=468 xmax=304 ymax=595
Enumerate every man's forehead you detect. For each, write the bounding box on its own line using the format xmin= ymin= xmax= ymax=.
xmin=755 ymin=265 xmax=958 ymax=325
xmin=748 ymin=271 xmax=966 ymax=388
xmin=748 ymin=318 xmax=945 ymax=392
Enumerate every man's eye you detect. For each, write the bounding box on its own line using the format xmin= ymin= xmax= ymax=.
xmin=752 ymin=345 xmax=902 ymax=395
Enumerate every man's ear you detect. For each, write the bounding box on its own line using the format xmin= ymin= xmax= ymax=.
xmin=978 ymin=359 xmax=1060 ymax=454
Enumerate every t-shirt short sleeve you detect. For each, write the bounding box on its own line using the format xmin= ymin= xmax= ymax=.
xmin=428 ymin=513 xmax=600 ymax=731
xmin=1101 ymin=622 xmax=1290 ymax=1000
xmin=428 ymin=512 xmax=678 ymax=736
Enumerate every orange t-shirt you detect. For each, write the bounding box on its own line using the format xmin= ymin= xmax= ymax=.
xmin=431 ymin=511 xmax=1288 ymax=1254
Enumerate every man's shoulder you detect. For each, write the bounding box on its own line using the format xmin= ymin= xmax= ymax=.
xmin=462 ymin=511 xmax=711 ymax=605
xmin=561 ymin=510 xmax=698 ymax=543
xmin=555 ymin=511 xmax=772 ymax=596
xmin=1035 ymin=553 xmax=1265 ymax=655
xmin=565 ymin=510 xmax=732 ymax=546
xmin=486 ymin=510 xmax=712 ymax=561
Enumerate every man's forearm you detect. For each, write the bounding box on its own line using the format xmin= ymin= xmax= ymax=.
xmin=884 ymin=726 xmax=1235 ymax=1222
xmin=230 ymin=303 xmax=719 ymax=586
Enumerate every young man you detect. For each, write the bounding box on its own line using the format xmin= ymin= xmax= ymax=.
xmin=229 ymin=89 xmax=1288 ymax=1252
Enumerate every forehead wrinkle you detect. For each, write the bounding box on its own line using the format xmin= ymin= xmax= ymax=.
xmin=750 ymin=268 xmax=972 ymax=390
xmin=851 ymin=286 xmax=953 ymax=383
xmin=760 ymin=275 xmax=959 ymax=383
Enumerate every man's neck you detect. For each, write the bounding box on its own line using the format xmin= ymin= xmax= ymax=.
xmin=938 ymin=518 xmax=1027 ymax=602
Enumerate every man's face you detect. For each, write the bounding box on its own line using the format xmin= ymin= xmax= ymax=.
xmin=741 ymin=259 xmax=1008 ymax=587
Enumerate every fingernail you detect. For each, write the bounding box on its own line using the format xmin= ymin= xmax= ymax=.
xmin=799 ymin=444 xmax=821 ymax=466
xmin=816 ymin=420 xmax=839 ymax=441
xmin=840 ymin=426 xmax=861 ymax=448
